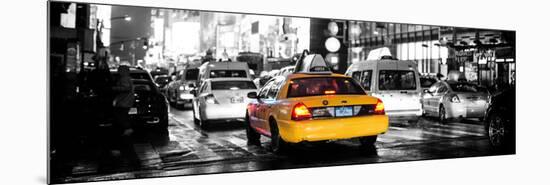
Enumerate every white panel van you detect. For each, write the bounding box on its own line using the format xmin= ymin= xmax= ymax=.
xmin=346 ymin=59 xmax=422 ymax=121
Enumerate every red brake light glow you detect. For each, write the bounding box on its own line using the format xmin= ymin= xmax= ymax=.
xmin=374 ymin=99 xmax=385 ymax=114
xmin=292 ymin=102 xmax=312 ymax=121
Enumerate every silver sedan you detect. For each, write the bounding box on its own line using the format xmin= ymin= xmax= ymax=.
xmin=192 ymin=78 xmax=258 ymax=128
xmin=421 ymin=81 xmax=490 ymax=123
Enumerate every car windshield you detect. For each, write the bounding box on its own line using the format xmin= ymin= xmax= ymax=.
xmin=449 ymin=83 xmax=483 ymax=93
xmin=287 ymin=77 xmax=366 ymax=98
xmin=378 ymin=70 xmax=416 ymax=90
xmin=211 ymin=81 xmax=257 ymax=90
xmin=420 ymin=77 xmax=437 ymax=88
xmin=185 ymin=68 xmax=199 ymax=80
xmin=210 ymin=70 xmax=247 ymax=78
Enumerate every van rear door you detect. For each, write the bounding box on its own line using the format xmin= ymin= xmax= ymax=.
xmin=374 ymin=61 xmax=421 ymax=115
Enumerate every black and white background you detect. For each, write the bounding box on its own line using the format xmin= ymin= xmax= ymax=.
xmin=1 ymin=0 xmax=548 ymax=185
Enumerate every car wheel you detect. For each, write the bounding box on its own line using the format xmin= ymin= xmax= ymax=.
xmin=439 ymin=105 xmax=447 ymax=123
xmin=192 ymin=103 xmax=200 ymax=124
xmin=245 ymin=114 xmax=261 ymax=146
xmin=488 ymin=113 xmax=506 ymax=148
xmin=269 ymin=119 xmax=288 ymax=154
xmin=155 ymin=115 xmax=169 ymax=136
xmin=359 ymin=136 xmax=377 ymax=146
xmin=421 ymin=104 xmax=427 ymax=117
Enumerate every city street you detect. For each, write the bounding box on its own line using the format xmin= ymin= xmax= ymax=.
xmin=48 ymin=2 xmax=516 ymax=184
xmin=51 ymin=104 xmax=509 ymax=184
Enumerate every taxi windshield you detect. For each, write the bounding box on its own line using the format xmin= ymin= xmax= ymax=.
xmin=287 ymin=77 xmax=366 ymax=98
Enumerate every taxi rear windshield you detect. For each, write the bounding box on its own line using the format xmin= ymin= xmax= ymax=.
xmin=210 ymin=70 xmax=247 ymax=78
xmin=287 ymin=77 xmax=366 ymax=98
xmin=212 ymin=81 xmax=257 ymax=90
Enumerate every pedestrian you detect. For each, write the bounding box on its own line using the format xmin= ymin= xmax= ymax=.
xmin=111 ymin=65 xmax=135 ymax=159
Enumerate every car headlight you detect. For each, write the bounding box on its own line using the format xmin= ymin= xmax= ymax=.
xmin=179 ymin=86 xmax=185 ymax=91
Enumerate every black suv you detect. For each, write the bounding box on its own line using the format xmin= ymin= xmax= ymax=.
xmin=111 ymin=68 xmax=170 ymax=135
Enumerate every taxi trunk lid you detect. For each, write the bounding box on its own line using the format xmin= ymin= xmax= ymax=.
xmin=212 ymin=89 xmax=255 ymax=104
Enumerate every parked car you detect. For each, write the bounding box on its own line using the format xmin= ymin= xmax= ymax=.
xmin=192 ymin=78 xmax=258 ymax=128
xmin=484 ymin=87 xmax=515 ymax=151
xmin=346 ymin=57 xmax=422 ymax=121
xmin=246 ymin=54 xmax=389 ymax=154
xmin=111 ymin=68 xmax=169 ymax=135
xmin=421 ymin=81 xmax=490 ymax=123
xmin=166 ymin=67 xmax=199 ymax=109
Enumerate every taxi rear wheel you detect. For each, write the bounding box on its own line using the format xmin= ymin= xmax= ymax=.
xmin=245 ymin=114 xmax=260 ymax=146
xmin=359 ymin=136 xmax=377 ymax=146
xmin=270 ymin=120 xmax=288 ymax=154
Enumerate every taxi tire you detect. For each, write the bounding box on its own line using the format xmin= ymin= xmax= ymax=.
xmin=245 ymin=115 xmax=261 ymax=146
xmin=270 ymin=120 xmax=288 ymax=154
xmin=359 ymin=136 xmax=377 ymax=146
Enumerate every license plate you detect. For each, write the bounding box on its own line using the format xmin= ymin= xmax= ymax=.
xmin=335 ymin=106 xmax=353 ymax=117
xmin=231 ymin=96 xmax=244 ymax=103
xmin=129 ymin=107 xmax=137 ymax=115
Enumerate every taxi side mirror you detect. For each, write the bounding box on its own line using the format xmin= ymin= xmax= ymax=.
xmin=247 ymin=92 xmax=258 ymax=99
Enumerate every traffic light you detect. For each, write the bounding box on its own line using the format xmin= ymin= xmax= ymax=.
xmin=324 ymin=21 xmax=347 ymax=73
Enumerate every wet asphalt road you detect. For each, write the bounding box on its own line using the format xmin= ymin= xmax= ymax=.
xmin=51 ymin=104 xmax=512 ymax=184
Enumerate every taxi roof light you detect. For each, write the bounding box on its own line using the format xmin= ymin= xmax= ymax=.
xmin=291 ymin=102 xmax=312 ymax=121
xmin=293 ymin=50 xmax=333 ymax=74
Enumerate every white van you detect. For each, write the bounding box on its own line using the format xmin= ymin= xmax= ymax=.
xmin=346 ymin=58 xmax=422 ymax=120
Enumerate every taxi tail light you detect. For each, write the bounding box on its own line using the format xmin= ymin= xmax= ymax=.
xmin=291 ymin=102 xmax=312 ymax=121
xmin=374 ymin=99 xmax=385 ymax=115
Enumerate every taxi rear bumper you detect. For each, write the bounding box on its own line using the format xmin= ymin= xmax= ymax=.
xmin=277 ymin=115 xmax=389 ymax=143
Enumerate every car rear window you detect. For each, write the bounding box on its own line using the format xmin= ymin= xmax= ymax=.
xmin=449 ymin=83 xmax=483 ymax=93
xmin=211 ymin=81 xmax=257 ymax=90
xmin=210 ymin=70 xmax=247 ymax=78
xmin=287 ymin=77 xmax=366 ymax=98
xmin=185 ymin=68 xmax=199 ymax=80
xmin=132 ymin=80 xmax=156 ymax=92
xmin=154 ymin=76 xmax=170 ymax=84
xmin=420 ymin=77 xmax=437 ymax=88
xmin=378 ymin=70 xmax=417 ymax=90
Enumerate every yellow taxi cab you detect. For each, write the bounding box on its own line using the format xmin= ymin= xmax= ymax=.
xmin=245 ymin=53 xmax=389 ymax=153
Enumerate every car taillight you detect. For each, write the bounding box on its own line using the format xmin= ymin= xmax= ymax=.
xmin=291 ymin=102 xmax=312 ymax=121
xmin=205 ymin=94 xmax=218 ymax=104
xmin=324 ymin=90 xmax=336 ymax=95
xmin=450 ymin=95 xmax=461 ymax=103
xmin=374 ymin=99 xmax=385 ymax=115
